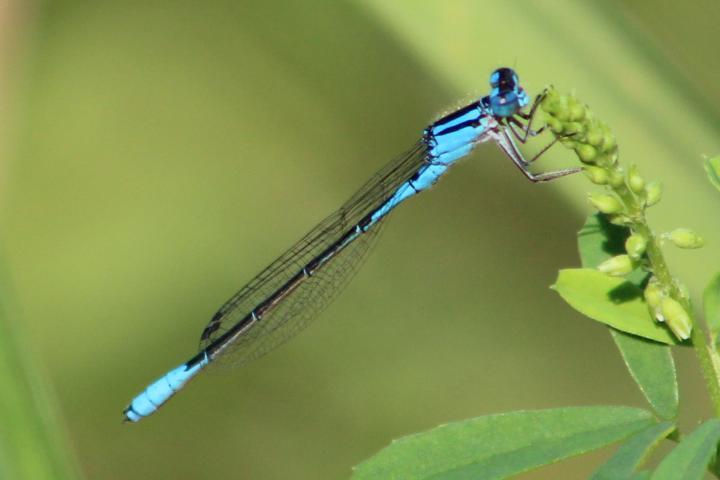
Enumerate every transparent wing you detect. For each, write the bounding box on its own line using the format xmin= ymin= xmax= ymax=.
xmin=208 ymin=219 xmax=385 ymax=367
xmin=199 ymin=141 xmax=427 ymax=366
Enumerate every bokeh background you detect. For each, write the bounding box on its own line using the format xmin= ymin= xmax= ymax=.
xmin=1 ymin=1 xmax=720 ymax=478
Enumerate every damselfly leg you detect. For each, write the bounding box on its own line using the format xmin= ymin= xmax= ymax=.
xmin=505 ymin=90 xmax=548 ymax=144
xmin=490 ymin=127 xmax=581 ymax=183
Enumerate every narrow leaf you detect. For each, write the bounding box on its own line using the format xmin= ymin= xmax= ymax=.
xmin=590 ymin=422 xmax=675 ymax=480
xmin=704 ymin=155 xmax=720 ymax=192
xmin=651 ymin=419 xmax=720 ymax=479
xmin=553 ymin=269 xmax=678 ymax=344
xmin=704 ymin=272 xmax=720 ymax=342
xmin=352 ymin=406 xmax=655 ymax=480
xmin=610 ymin=332 xmax=678 ymax=420
xmin=577 ymin=214 xmax=679 ymax=419
xmin=0 ymin=263 xmax=83 ymax=480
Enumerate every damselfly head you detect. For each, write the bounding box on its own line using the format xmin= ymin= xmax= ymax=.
xmin=489 ymin=67 xmax=518 ymax=90
xmin=487 ymin=67 xmax=529 ymax=118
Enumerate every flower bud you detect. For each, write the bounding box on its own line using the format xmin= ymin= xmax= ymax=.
xmin=546 ymin=116 xmax=563 ymax=134
xmin=644 ymin=281 xmax=664 ymax=322
xmin=542 ymin=88 xmax=560 ymax=104
xmin=627 ymin=164 xmax=645 ymax=194
xmin=569 ymin=103 xmax=586 ymax=121
xmin=660 ymin=297 xmax=692 ymax=340
xmin=601 ymin=132 xmax=616 ymax=153
xmin=595 ymin=153 xmax=618 ymax=169
xmin=597 ymin=254 xmax=634 ymax=277
xmin=608 ymin=215 xmax=632 ymax=226
xmin=542 ymin=101 xmax=559 ymax=115
xmin=564 ymin=122 xmax=584 ymax=136
xmin=645 ymin=181 xmax=663 ymax=206
xmin=644 ymin=281 xmax=663 ymax=309
xmin=555 ymin=106 xmax=571 ymax=121
xmin=576 ymin=144 xmax=598 ymax=164
xmin=586 ymin=128 xmax=604 ymax=147
xmin=588 ymin=193 xmax=624 ymax=214
xmin=583 ymin=166 xmax=608 ymax=184
xmin=608 ymin=169 xmax=625 ymax=188
xmin=625 ymin=233 xmax=647 ymax=260
xmin=560 ymin=136 xmax=577 ymax=149
xmin=669 ymin=228 xmax=705 ymax=249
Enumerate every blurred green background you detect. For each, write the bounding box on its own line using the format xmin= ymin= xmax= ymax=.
xmin=1 ymin=0 xmax=720 ymax=478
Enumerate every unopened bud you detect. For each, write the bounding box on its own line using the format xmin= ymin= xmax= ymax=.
xmin=586 ymin=128 xmax=604 ymax=147
xmin=560 ymin=136 xmax=577 ymax=149
xmin=597 ymin=254 xmax=634 ymax=277
xmin=625 ymin=233 xmax=647 ymax=260
xmin=645 ymin=181 xmax=663 ymax=206
xmin=595 ymin=152 xmax=618 ymax=169
xmin=541 ymin=88 xmax=560 ymax=107
xmin=627 ymin=164 xmax=645 ymax=194
xmin=555 ymin=106 xmax=571 ymax=121
xmin=660 ymin=297 xmax=692 ymax=340
xmin=569 ymin=103 xmax=586 ymax=121
xmin=564 ymin=122 xmax=584 ymax=136
xmin=608 ymin=169 xmax=625 ymax=188
xmin=644 ymin=281 xmax=663 ymax=309
xmin=577 ymin=144 xmax=598 ymax=164
xmin=546 ymin=116 xmax=563 ymax=134
xmin=601 ymin=132 xmax=616 ymax=153
xmin=669 ymin=228 xmax=704 ymax=249
xmin=609 ymin=215 xmax=633 ymax=226
xmin=644 ymin=281 xmax=664 ymax=322
xmin=588 ymin=193 xmax=624 ymax=214
xmin=583 ymin=166 xmax=608 ymax=185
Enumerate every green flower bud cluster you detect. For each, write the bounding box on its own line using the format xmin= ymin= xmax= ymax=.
xmin=540 ymin=88 xmax=662 ymax=218
xmin=643 ymin=278 xmax=692 ymax=341
xmin=542 ymin=87 xmax=704 ymax=343
xmin=541 ymin=88 xmax=617 ymax=168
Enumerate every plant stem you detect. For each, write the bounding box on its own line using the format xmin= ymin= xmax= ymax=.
xmin=638 ymin=222 xmax=720 ymax=417
xmin=617 ymin=180 xmax=720 ymax=416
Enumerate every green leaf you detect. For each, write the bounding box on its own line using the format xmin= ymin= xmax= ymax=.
xmin=590 ymin=422 xmax=675 ymax=480
xmin=704 ymin=272 xmax=720 ymax=343
xmin=704 ymin=155 xmax=720 ymax=192
xmin=352 ymin=406 xmax=655 ymax=480
xmin=552 ymin=269 xmax=678 ymax=344
xmin=610 ymin=332 xmax=678 ymax=420
xmin=651 ymin=419 xmax=720 ymax=479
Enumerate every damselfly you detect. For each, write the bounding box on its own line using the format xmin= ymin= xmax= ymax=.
xmin=123 ymin=67 xmax=579 ymax=422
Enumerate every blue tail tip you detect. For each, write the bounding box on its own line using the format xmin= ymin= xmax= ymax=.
xmin=123 ymin=406 xmax=141 ymax=423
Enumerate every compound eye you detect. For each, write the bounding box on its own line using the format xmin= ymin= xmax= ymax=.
xmin=489 ymin=69 xmax=501 ymax=88
xmin=489 ymin=67 xmax=517 ymax=89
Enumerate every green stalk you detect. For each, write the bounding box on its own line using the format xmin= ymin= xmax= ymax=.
xmin=0 ymin=258 xmax=83 ymax=480
xmin=640 ymin=223 xmax=720 ymax=416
